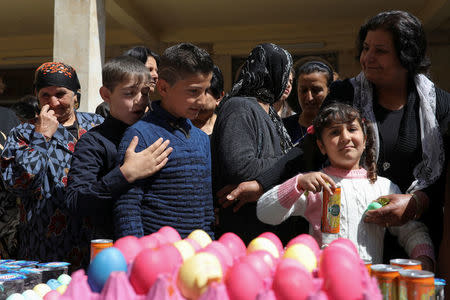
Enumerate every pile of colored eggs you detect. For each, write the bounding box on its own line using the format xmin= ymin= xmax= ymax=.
xmin=5 ymin=273 xmax=71 ymax=300
xmin=45 ymin=226 xmax=381 ymax=300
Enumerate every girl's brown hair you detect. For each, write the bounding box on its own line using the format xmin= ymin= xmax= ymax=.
xmin=313 ymin=102 xmax=377 ymax=183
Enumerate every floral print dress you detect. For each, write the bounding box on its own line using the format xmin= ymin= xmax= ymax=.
xmin=0 ymin=111 xmax=103 ymax=270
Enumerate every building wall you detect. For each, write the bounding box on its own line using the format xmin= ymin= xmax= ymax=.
xmin=0 ymin=32 xmax=449 ymax=106
xmin=429 ymin=44 xmax=450 ymax=92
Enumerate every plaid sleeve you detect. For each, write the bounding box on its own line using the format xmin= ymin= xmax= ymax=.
xmin=1 ymin=125 xmax=51 ymax=196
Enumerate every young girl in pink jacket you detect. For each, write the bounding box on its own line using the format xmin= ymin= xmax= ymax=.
xmin=257 ymin=102 xmax=435 ymax=270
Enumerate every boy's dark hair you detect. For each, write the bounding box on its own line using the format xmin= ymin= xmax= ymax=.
xmin=313 ymin=102 xmax=377 ymax=183
xmin=357 ymin=10 xmax=430 ymax=76
xmin=123 ymin=46 xmax=160 ymax=66
xmin=209 ymin=65 xmax=224 ymax=100
xmin=158 ymin=43 xmax=214 ymax=85
xmin=11 ymin=94 xmax=40 ymax=121
xmin=102 ymin=56 xmax=151 ymax=92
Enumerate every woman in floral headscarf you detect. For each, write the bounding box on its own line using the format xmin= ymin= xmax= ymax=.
xmin=211 ymin=43 xmax=295 ymax=243
xmin=1 ymin=62 xmax=104 ymax=270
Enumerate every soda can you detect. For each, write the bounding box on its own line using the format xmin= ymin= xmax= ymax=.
xmin=0 ymin=265 xmax=21 ymax=273
xmin=371 ymin=264 xmax=402 ymax=300
xmin=0 ymin=259 xmax=15 ymax=264
xmin=434 ymin=278 xmax=445 ymax=300
xmin=3 ymin=260 xmax=39 ymax=268
xmin=0 ymin=273 xmax=26 ymax=299
xmin=18 ymin=267 xmax=43 ymax=289
xmin=398 ymin=269 xmax=434 ymax=300
xmin=390 ymin=258 xmax=422 ymax=270
xmin=321 ymin=185 xmax=341 ymax=233
xmin=364 ymin=259 xmax=372 ymax=276
xmin=90 ymin=239 xmax=113 ymax=262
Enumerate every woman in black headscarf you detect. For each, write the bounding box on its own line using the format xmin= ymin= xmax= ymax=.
xmin=211 ymin=43 xmax=294 ymax=243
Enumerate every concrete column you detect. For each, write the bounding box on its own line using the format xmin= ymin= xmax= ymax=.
xmin=53 ymin=0 xmax=105 ymax=113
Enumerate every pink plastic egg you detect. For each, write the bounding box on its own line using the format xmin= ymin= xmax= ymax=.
xmin=277 ymin=257 xmax=309 ymax=274
xmin=239 ymin=252 xmax=272 ymax=280
xmin=273 ymin=265 xmax=314 ymax=300
xmin=151 ymin=232 xmax=170 ymax=246
xmin=139 ymin=234 xmax=160 ymax=249
xmin=329 ymin=238 xmax=359 ymax=256
xmin=259 ymin=232 xmax=284 ymax=257
xmin=286 ymin=234 xmax=320 ymax=259
xmin=226 ymin=261 xmax=264 ymax=300
xmin=218 ymin=232 xmax=246 ymax=261
xmin=158 ymin=226 xmax=181 ymax=243
xmin=319 ymin=244 xmax=363 ymax=300
xmin=113 ymin=236 xmax=143 ymax=264
xmin=43 ymin=290 xmax=61 ymax=300
xmin=129 ymin=248 xmax=179 ymax=294
xmin=158 ymin=243 xmax=184 ymax=270
xmin=200 ymin=241 xmax=233 ymax=274
xmin=249 ymin=250 xmax=277 ymax=273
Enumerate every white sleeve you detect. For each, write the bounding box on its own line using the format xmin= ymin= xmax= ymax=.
xmin=389 ymin=220 xmax=434 ymax=260
xmin=257 ymin=175 xmax=308 ymax=225
xmin=385 ymin=179 xmax=435 ymax=260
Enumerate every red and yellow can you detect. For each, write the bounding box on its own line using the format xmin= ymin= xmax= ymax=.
xmin=364 ymin=259 xmax=372 ymax=276
xmin=321 ymin=186 xmax=341 ymax=233
xmin=371 ymin=264 xmax=402 ymax=300
xmin=90 ymin=239 xmax=113 ymax=262
xmin=398 ymin=269 xmax=434 ymax=300
xmin=390 ymin=258 xmax=422 ymax=270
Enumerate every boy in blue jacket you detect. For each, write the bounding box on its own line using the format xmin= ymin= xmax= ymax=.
xmin=66 ymin=56 xmax=172 ymax=240
xmin=114 ymin=43 xmax=215 ymax=239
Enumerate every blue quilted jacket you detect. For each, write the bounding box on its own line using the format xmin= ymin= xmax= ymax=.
xmin=114 ymin=102 xmax=215 ymax=239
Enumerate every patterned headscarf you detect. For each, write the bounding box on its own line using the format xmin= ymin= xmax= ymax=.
xmin=34 ymin=62 xmax=81 ymax=93
xmin=351 ymin=71 xmax=444 ymax=192
xmin=221 ymin=43 xmax=293 ymax=106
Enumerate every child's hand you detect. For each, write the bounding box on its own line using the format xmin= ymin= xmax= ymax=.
xmin=297 ymin=172 xmax=336 ymax=195
xmin=120 ymin=136 xmax=173 ymax=183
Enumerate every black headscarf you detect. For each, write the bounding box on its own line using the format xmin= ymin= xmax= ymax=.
xmin=220 ymin=43 xmax=294 ymax=153
xmin=34 ymin=62 xmax=81 ymax=93
xmin=221 ymin=43 xmax=293 ymax=106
